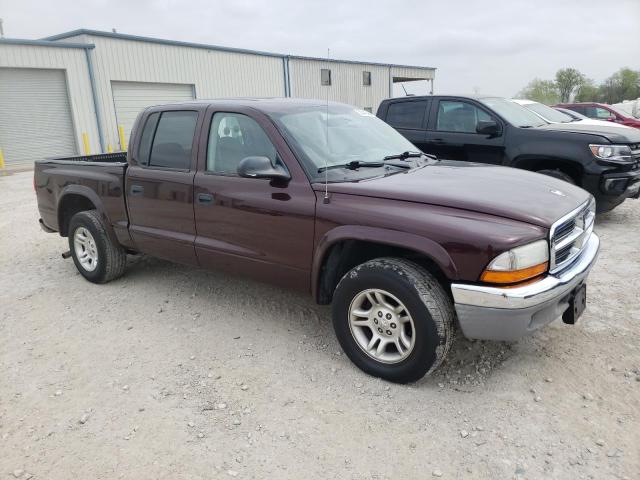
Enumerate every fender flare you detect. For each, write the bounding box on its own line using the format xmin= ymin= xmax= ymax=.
xmin=311 ymin=225 xmax=458 ymax=302
xmin=57 ymin=185 xmax=118 ymax=244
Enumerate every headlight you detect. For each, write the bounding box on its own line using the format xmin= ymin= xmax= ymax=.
xmin=589 ymin=144 xmax=633 ymax=163
xmin=480 ymin=239 xmax=549 ymax=285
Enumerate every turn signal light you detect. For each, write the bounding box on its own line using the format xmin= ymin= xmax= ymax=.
xmin=480 ymin=262 xmax=548 ymax=285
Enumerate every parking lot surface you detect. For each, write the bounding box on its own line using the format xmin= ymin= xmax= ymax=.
xmin=1 ymin=171 xmax=639 ymax=479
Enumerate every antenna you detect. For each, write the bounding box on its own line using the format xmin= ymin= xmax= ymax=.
xmin=401 ymin=83 xmax=409 ymax=96
xmin=323 ymin=48 xmax=330 ymax=204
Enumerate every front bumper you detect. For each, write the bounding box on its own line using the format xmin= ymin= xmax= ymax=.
xmin=595 ymin=168 xmax=640 ymax=211
xmin=450 ymin=233 xmax=600 ymax=341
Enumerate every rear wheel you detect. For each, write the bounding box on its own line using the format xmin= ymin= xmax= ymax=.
xmin=332 ymin=257 xmax=454 ymax=383
xmin=68 ymin=210 xmax=127 ymax=284
xmin=537 ymin=169 xmax=576 ymax=185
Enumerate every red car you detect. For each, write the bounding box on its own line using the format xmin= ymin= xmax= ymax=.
xmin=555 ymin=102 xmax=640 ymax=129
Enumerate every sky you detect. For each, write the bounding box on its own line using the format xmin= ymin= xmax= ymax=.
xmin=1 ymin=0 xmax=639 ymax=97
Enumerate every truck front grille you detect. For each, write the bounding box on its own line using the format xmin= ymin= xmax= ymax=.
xmin=549 ymin=199 xmax=595 ymax=273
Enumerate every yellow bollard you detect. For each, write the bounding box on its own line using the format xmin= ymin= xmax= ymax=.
xmin=118 ymin=125 xmax=127 ymax=151
xmin=107 ymin=144 xmax=113 ymax=153
xmin=82 ymin=133 xmax=91 ymax=155
xmin=0 ymin=148 xmax=6 ymax=175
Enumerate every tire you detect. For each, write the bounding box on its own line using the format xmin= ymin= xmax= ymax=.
xmin=332 ymin=257 xmax=454 ymax=383
xmin=68 ymin=209 xmax=127 ymax=284
xmin=537 ymin=169 xmax=576 ymax=185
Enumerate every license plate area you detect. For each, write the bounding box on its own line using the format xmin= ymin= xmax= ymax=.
xmin=562 ymin=284 xmax=586 ymax=325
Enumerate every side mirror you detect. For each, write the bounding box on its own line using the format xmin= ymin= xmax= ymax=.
xmin=237 ymin=156 xmax=291 ymax=182
xmin=606 ymin=117 xmax=617 ymax=122
xmin=476 ymin=120 xmax=500 ymax=136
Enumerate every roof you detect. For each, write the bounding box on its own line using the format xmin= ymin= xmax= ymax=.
xmin=143 ymin=97 xmax=364 ymax=114
xmin=0 ymin=38 xmax=94 ymax=49
xmin=42 ymin=29 xmax=436 ymax=71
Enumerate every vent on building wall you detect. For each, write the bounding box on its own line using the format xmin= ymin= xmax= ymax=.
xmin=363 ymin=71 xmax=371 ymax=86
xmin=321 ymin=68 xmax=331 ymax=86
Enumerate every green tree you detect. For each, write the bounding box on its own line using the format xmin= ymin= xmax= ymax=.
xmin=555 ymin=68 xmax=586 ymax=102
xmin=574 ymin=80 xmax=600 ymax=102
xmin=516 ymin=79 xmax=559 ymax=104
xmin=599 ymin=68 xmax=640 ymax=103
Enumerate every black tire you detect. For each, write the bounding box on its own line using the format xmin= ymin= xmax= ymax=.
xmin=68 ymin=210 xmax=127 ymax=284
xmin=332 ymin=257 xmax=454 ymax=383
xmin=537 ymin=169 xmax=576 ymax=185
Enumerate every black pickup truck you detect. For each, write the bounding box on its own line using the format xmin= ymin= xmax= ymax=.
xmin=377 ymin=95 xmax=640 ymax=212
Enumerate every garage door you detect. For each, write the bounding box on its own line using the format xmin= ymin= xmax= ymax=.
xmin=111 ymin=81 xmax=195 ymax=147
xmin=0 ymin=68 xmax=77 ymax=165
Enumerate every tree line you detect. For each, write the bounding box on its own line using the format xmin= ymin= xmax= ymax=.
xmin=517 ymin=67 xmax=640 ymax=105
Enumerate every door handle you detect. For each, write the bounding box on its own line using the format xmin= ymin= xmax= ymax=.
xmin=197 ymin=193 xmax=214 ymax=205
xmin=130 ymin=185 xmax=144 ymax=196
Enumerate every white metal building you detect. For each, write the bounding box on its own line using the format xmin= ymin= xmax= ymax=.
xmin=0 ymin=29 xmax=435 ymax=166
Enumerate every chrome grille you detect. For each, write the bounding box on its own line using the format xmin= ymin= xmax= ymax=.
xmin=549 ymin=199 xmax=596 ymax=273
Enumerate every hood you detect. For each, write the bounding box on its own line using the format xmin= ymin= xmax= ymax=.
xmin=318 ymin=161 xmax=590 ymax=228
xmin=537 ymin=121 xmax=640 ymax=143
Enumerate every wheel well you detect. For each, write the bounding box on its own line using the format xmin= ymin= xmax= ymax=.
xmin=513 ymin=158 xmax=583 ymax=185
xmin=58 ymin=194 xmax=96 ymax=237
xmin=316 ymin=240 xmax=450 ymax=305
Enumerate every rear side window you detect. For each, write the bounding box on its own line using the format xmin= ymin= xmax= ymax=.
xmin=148 ymin=111 xmax=198 ymax=169
xmin=385 ymin=101 xmax=427 ymax=129
xmin=137 ymin=113 xmax=160 ymax=166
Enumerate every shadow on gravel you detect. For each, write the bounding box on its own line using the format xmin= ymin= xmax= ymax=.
xmin=124 ymin=254 xmax=516 ymax=388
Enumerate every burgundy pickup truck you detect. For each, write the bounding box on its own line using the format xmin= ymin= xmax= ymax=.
xmin=35 ymin=99 xmax=600 ymax=383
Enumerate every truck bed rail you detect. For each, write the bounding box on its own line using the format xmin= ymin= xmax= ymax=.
xmin=43 ymin=152 xmax=128 ymax=163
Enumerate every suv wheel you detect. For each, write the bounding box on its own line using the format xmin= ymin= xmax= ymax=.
xmin=537 ymin=169 xmax=576 ymax=185
xmin=332 ymin=257 xmax=454 ymax=383
xmin=68 ymin=210 xmax=127 ymax=284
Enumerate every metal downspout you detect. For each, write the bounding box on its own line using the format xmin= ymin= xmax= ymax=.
xmin=84 ymin=47 xmax=106 ymax=152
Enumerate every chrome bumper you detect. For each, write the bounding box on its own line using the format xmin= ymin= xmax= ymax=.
xmin=450 ymin=233 xmax=600 ymax=341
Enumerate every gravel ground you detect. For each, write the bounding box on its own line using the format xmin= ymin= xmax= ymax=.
xmin=1 ymin=170 xmax=639 ymax=479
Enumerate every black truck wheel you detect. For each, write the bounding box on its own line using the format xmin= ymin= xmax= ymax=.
xmin=68 ymin=210 xmax=127 ymax=284
xmin=537 ymin=169 xmax=576 ymax=185
xmin=332 ymin=257 xmax=454 ymax=383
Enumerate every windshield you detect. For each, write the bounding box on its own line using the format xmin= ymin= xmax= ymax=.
xmin=523 ymin=101 xmax=573 ymax=123
xmin=269 ymin=104 xmax=422 ymax=182
xmin=479 ymin=97 xmax=547 ymax=128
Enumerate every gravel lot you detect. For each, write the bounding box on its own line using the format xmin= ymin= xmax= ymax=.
xmin=1 ymin=170 xmax=639 ymax=479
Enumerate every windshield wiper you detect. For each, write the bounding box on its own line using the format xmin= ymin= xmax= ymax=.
xmin=383 ymin=151 xmax=423 ymax=161
xmin=318 ymin=161 xmax=384 ymax=173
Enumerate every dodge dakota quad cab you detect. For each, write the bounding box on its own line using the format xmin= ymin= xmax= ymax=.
xmin=35 ymin=99 xmax=600 ymax=383
xmin=377 ymin=95 xmax=640 ymax=212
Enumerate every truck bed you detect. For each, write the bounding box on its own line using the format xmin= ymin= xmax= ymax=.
xmin=35 ymin=152 xmax=130 ymax=240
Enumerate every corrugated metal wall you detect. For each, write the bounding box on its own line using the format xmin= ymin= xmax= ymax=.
xmin=0 ymin=43 xmax=101 ymax=155
xmin=59 ymin=34 xmax=286 ymax=150
xmin=288 ymin=58 xmax=434 ymax=113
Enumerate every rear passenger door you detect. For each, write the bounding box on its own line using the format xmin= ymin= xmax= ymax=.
xmin=125 ymin=107 xmax=203 ymax=265
xmin=382 ymin=99 xmax=429 ymax=151
xmin=424 ymin=98 xmax=505 ymax=164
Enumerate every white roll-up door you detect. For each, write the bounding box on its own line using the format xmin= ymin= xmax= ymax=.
xmin=111 ymin=81 xmax=195 ymax=146
xmin=0 ymin=68 xmax=77 ymax=165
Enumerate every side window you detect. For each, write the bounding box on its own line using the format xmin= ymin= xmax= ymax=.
xmin=137 ymin=112 xmax=160 ymax=166
xmin=595 ymin=107 xmax=614 ymax=119
xmin=207 ymin=112 xmax=279 ymax=175
xmin=386 ymin=101 xmax=427 ymax=129
xmin=436 ymin=100 xmax=490 ymax=133
xmin=148 ymin=111 xmax=198 ymax=169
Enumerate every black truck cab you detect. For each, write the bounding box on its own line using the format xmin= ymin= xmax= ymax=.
xmin=377 ymin=95 xmax=640 ymax=212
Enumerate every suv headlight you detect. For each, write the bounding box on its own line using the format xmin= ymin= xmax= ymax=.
xmin=480 ymin=239 xmax=549 ymax=285
xmin=589 ymin=144 xmax=633 ymax=164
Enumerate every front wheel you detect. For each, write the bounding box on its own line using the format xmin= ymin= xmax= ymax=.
xmin=537 ymin=169 xmax=576 ymax=185
xmin=68 ymin=210 xmax=127 ymax=284
xmin=332 ymin=257 xmax=454 ymax=383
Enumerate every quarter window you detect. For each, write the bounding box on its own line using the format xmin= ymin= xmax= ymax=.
xmin=137 ymin=112 xmax=160 ymax=166
xmin=436 ymin=100 xmax=491 ymax=133
xmin=147 ymin=111 xmax=198 ymax=169
xmin=321 ymin=68 xmax=332 ymax=86
xmin=386 ymin=101 xmax=428 ymax=129
xmin=207 ymin=112 xmax=279 ymax=174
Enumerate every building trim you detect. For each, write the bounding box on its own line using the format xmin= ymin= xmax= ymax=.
xmin=42 ymin=29 xmax=436 ymax=71
xmin=0 ymin=38 xmax=94 ymax=49
xmin=84 ymin=49 xmax=106 ymax=152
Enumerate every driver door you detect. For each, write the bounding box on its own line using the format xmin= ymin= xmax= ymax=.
xmin=193 ymin=107 xmax=316 ymax=291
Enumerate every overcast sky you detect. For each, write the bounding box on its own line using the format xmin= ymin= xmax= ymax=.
xmin=2 ymin=0 xmax=639 ymax=97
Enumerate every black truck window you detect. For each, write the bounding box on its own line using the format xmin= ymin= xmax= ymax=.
xmin=148 ymin=111 xmax=198 ymax=169
xmin=386 ymin=101 xmax=427 ymax=129
xmin=137 ymin=113 xmax=159 ymax=166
